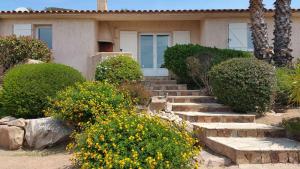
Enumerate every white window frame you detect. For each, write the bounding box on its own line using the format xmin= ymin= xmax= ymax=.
xmin=228 ymin=23 xmax=254 ymax=52
xmin=173 ymin=31 xmax=191 ymax=45
xmin=13 ymin=24 xmax=32 ymax=37
xmin=35 ymin=25 xmax=53 ymax=49
xmin=139 ymin=33 xmax=171 ymax=69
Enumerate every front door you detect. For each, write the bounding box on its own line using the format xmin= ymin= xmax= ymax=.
xmin=140 ymin=34 xmax=169 ymax=76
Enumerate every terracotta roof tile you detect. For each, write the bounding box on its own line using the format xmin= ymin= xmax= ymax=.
xmin=0 ymin=9 xmax=299 ymax=15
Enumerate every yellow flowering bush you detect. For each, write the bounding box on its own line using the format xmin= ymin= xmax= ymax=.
xmin=45 ymin=81 xmax=133 ymax=126
xmin=69 ymin=113 xmax=200 ymax=169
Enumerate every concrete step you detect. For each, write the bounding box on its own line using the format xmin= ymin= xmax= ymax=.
xmin=206 ymin=137 xmax=300 ymax=164
xmin=146 ymin=80 xmax=177 ymax=85
xmin=167 ymin=96 xmax=216 ymax=103
xmin=144 ymin=76 xmax=170 ymax=80
xmin=171 ymin=103 xmax=231 ymax=112
xmin=174 ymin=112 xmax=255 ymax=123
xmin=193 ymin=123 xmax=285 ymax=138
xmin=147 ymin=84 xmax=187 ymax=90
xmin=151 ymin=90 xmax=204 ymax=96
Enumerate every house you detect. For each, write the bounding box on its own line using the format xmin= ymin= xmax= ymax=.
xmin=0 ymin=0 xmax=300 ymax=79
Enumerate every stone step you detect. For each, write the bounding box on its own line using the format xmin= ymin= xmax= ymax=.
xmin=206 ymin=137 xmax=300 ymax=164
xmin=144 ymin=76 xmax=171 ymax=80
xmin=171 ymin=103 xmax=231 ymax=112
xmin=147 ymin=84 xmax=187 ymax=90
xmin=151 ymin=90 xmax=204 ymax=96
xmin=174 ymin=112 xmax=255 ymax=123
xmin=147 ymin=80 xmax=177 ymax=85
xmin=193 ymin=123 xmax=285 ymax=138
xmin=167 ymin=96 xmax=216 ymax=103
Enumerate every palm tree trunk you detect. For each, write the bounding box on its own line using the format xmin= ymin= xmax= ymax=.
xmin=273 ymin=0 xmax=293 ymax=67
xmin=249 ymin=0 xmax=273 ymax=62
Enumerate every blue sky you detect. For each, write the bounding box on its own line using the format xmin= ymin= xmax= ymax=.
xmin=0 ymin=0 xmax=299 ymax=11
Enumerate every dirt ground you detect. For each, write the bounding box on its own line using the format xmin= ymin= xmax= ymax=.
xmin=256 ymin=108 xmax=300 ymax=126
xmin=0 ymin=145 xmax=73 ymax=169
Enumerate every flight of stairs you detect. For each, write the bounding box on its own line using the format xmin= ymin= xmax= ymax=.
xmin=145 ymin=76 xmax=300 ymax=164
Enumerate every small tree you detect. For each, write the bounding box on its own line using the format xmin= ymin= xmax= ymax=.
xmin=273 ymin=0 xmax=293 ymax=67
xmin=249 ymin=0 xmax=273 ymax=62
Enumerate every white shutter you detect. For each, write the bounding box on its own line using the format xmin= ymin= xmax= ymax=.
xmin=13 ymin=24 xmax=32 ymax=37
xmin=173 ymin=31 xmax=190 ymax=45
xmin=120 ymin=31 xmax=138 ymax=60
xmin=228 ymin=23 xmax=248 ymax=51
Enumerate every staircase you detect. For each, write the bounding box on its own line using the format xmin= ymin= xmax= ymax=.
xmin=145 ymin=76 xmax=300 ymax=164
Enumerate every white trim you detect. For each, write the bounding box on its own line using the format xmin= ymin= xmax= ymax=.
xmin=139 ymin=33 xmax=170 ymax=76
xmin=120 ymin=31 xmax=138 ymax=60
xmin=173 ymin=31 xmax=191 ymax=45
xmin=13 ymin=24 xmax=32 ymax=37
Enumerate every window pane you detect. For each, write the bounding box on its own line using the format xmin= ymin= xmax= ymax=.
xmin=157 ymin=35 xmax=169 ymax=68
xmin=38 ymin=27 xmax=52 ymax=49
xmin=247 ymin=25 xmax=254 ymax=51
xmin=140 ymin=35 xmax=153 ymax=68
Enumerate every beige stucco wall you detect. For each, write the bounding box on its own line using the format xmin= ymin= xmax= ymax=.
xmin=99 ymin=21 xmax=201 ymax=51
xmin=0 ymin=19 xmax=98 ymax=77
xmin=200 ymin=17 xmax=300 ymax=59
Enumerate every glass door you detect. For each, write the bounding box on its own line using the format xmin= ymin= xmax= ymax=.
xmin=140 ymin=33 xmax=169 ymax=76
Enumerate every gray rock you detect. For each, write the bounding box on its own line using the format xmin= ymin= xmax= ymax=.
xmin=7 ymin=118 xmax=27 ymax=128
xmin=25 ymin=117 xmax=72 ymax=149
xmin=25 ymin=59 xmax=44 ymax=64
xmin=0 ymin=116 xmax=17 ymax=125
xmin=0 ymin=125 xmax=24 ymax=150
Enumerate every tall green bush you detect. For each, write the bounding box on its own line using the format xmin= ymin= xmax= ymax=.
xmin=0 ymin=36 xmax=52 ymax=72
xmin=95 ymin=55 xmax=143 ymax=84
xmin=164 ymin=44 xmax=252 ymax=83
xmin=290 ymin=64 xmax=300 ymax=104
xmin=275 ymin=67 xmax=294 ymax=106
xmin=1 ymin=63 xmax=85 ymax=118
xmin=209 ymin=58 xmax=276 ymax=114
xmin=69 ymin=113 xmax=199 ymax=169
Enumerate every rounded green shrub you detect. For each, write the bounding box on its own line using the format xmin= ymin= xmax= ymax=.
xmin=69 ymin=113 xmax=200 ymax=169
xmin=1 ymin=63 xmax=85 ymax=118
xmin=164 ymin=44 xmax=252 ymax=83
xmin=95 ymin=55 xmax=143 ymax=84
xmin=45 ymin=81 xmax=133 ymax=126
xmin=283 ymin=117 xmax=300 ymax=136
xmin=0 ymin=36 xmax=52 ymax=72
xmin=209 ymin=58 xmax=276 ymax=114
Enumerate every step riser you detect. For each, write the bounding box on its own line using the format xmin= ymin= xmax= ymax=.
xmin=177 ymin=114 xmax=255 ymax=123
xmin=151 ymin=91 xmax=203 ymax=96
xmin=168 ymin=97 xmax=216 ymax=103
xmin=148 ymin=80 xmax=177 ymax=85
xmin=172 ymin=106 xmax=231 ymax=112
xmin=195 ymin=128 xmax=286 ymax=138
xmin=145 ymin=77 xmax=170 ymax=80
xmin=205 ymin=138 xmax=300 ymax=164
xmin=148 ymin=85 xmax=187 ymax=90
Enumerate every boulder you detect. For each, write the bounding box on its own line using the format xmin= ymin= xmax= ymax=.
xmin=25 ymin=117 xmax=72 ymax=149
xmin=0 ymin=116 xmax=17 ymax=125
xmin=7 ymin=118 xmax=27 ymax=128
xmin=0 ymin=125 xmax=24 ymax=150
xmin=25 ymin=59 xmax=44 ymax=64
